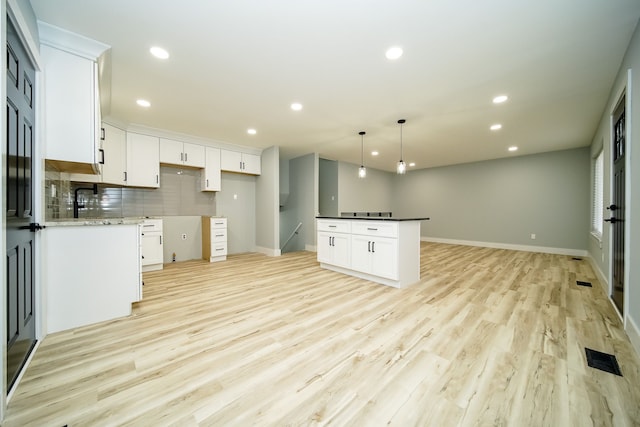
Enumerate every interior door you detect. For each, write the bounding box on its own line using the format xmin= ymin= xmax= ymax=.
xmin=5 ymin=18 xmax=38 ymax=391
xmin=607 ymin=97 xmax=626 ymax=314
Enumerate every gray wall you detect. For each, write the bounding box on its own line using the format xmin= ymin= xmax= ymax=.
xmin=280 ymin=153 xmax=317 ymax=252
xmin=392 ymin=148 xmax=591 ymax=250
xmin=338 ymin=162 xmax=394 ymax=214
xmin=319 ymin=158 xmax=338 ymax=216
xmin=255 ymin=146 xmax=280 ymax=254
xmin=588 ymin=19 xmax=640 ymax=352
xmin=216 ymin=173 xmax=256 ymax=254
xmin=162 ymin=216 xmax=202 ymax=262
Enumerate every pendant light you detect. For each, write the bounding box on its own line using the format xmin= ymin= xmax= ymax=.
xmin=358 ymin=131 xmax=367 ymax=178
xmin=397 ymin=119 xmax=407 ymax=174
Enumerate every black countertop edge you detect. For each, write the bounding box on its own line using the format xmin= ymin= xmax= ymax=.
xmin=316 ymin=216 xmax=430 ymax=222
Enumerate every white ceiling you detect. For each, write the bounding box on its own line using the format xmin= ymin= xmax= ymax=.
xmin=29 ymin=0 xmax=640 ymax=172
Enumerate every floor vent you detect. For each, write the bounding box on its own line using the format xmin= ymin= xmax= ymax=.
xmin=572 ymin=257 xmax=583 ymax=261
xmin=585 ymin=348 xmax=622 ymax=376
xmin=576 ymin=280 xmax=592 ymax=287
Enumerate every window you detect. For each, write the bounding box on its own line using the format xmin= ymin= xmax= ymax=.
xmin=592 ymin=150 xmax=604 ymax=237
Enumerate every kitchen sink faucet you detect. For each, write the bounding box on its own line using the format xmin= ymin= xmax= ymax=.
xmin=73 ymin=184 xmax=98 ymax=218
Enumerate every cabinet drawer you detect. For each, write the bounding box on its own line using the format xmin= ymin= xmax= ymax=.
xmin=141 ymin=219 xmax=163 ymax=232
xmin=317 ymin=220 xmax=350 ymax=233
xmin=212 ymin=218 xmax=227 ymax=229
xmin=212 ymin=243 xmax=227 ymax=256
xmin=211 ymin=229 xmax=227 ymax=242
xmin=351 ymin=221 xmax=398 ymax=238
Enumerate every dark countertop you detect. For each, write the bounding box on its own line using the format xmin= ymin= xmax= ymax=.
xmin=316 ymin=216 xmax=429 ymax=222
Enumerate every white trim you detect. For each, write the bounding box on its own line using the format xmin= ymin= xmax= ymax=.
xmin=421 ymin=236 xmax=588 ymax=257
xmin=626 ymin=316 xmax=640 ymax=360
xmin=37 ymin=21 xmax=110 ymax=60
xmin=586 ymin=254 xmax=608 ymax=295
xmin=255 ymin=246 xmax=281 ymax=257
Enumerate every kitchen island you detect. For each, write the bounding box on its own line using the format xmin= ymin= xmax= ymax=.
xmin=316 ymin=216 xmax=429 ymax=288
xmin=43 ymin=219 xmax=142 ymax=333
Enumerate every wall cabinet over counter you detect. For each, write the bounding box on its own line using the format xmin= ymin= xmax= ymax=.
xmin=160 ymin=138 xmax=205 ymax=168
xmin=40 ymin=22 xmax=110 ymax=175
xmin=221 ymin=150 xmax=261 ymax=175
xmin=316 ymin=217 xmax=426 ymax=288
xmin=126 ymin=133 xmax=160 ymax=188
xmin=201 ymin=147 xmax=221 ymax=191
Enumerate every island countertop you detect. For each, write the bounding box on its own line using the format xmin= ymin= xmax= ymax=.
xmin=316 ymin=216 xmax=429 ymax=222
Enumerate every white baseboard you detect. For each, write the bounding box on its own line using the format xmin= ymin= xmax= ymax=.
xmin=255 ymin=246 xmax=281 ymax=257
xmin=627 ymin=316 xmax=640 ymax=360
xmin=305 ymin=244 xmax=317 ymax=252
xmin=421 ymin=236 xmax=588 ymax=257
xmin=586 ymin=254 xmax=609 ymax=294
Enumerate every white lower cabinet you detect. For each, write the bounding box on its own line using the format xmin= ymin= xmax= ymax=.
xmin=141 ymin=219 xmax=163 ymax=271
xmin=317 ymin=218 xmax=421 ymax=288
xmin=202 ymin=217 xmax=227 ymax=262
xmin=350 ymin=235 xmax=398 ymax=280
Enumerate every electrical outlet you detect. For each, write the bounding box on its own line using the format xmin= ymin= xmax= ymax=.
xmin=530 ymin=233 xmax=536 ymax=240
xmin=181 ymin=233 xmax=187 ymax=240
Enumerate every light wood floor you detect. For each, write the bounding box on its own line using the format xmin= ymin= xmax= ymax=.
xmin=4 ymin=243 xmax=640 ymax=426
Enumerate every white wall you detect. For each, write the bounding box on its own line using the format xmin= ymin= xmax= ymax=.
xmin=255 ymin=146 xmax=280 ymax=255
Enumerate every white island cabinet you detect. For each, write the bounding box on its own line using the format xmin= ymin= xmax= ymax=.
xmin=43 ymin=221 xmax=141 ymax=333
xmin=316 ymin=217 xmax=428 ymax=288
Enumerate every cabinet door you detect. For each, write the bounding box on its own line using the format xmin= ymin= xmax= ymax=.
xmin=141 ymin=233 xmax=163 ymax=266
xmin=159 ymin=138 xmax=184 ymax=165
xmin=317 ymin=232 xmax=334 ymax=264
xmin=126 ymin=133 xmax=160 ymax=188
xmin=351 ymin=235 xmax=372 ymax=273
xmin=201 ymin=147 xmax=221 ymax=191
xmin=220 ymin=150 xmax=242 ymax=172
xmin=183 ymin=142 xmax=205 ymax=168
xmin=332 ymin=233 xmax=351 ymax=268
xmin=242 ymin=153 xmax=261 ymax=175
xmin=101 ymin=124 xmax=127 ymax=185
xmin=370 ymin=237 xmax=398 ymax=280
xmin=42 ymin=45 xmax=97 ymax=167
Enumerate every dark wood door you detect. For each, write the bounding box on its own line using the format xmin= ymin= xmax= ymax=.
xmin=5 ymin=18 xmax=37 ymax=391
xmin=608 ymin=99 xmax=625 ymax=314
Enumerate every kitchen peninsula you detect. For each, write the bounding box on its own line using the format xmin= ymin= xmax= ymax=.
xmin=316 ymin=216 xmax=429 ymax=288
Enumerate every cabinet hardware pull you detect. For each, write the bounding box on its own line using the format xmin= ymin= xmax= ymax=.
xmin=181 ymin=152 xmax=184 ymax=162
xmin=124 ymin=171 xmax=127 ymax=182
xmin=367 ymin=227 xmax=378 ymax=231
xmin=328 ymin=225 xmax=336 ymax=228
xmin=185 ymin=153 xmax=188 ymax=162
xmin=156 ymin=174 xmax=159 ymax=184
xmin=206 ymin=179 xmax=209 ymax=187
xmin=99 ymin=148 xmax=105 ymax=164
xmin=101 ymin=127 xmax=105 ymax=140
xmin=215 ymin=234 xmax=224 ymax=237
xmin=216 ymin=248 xmax=224 ymax=251
xmin=371 ymin=241 xmax=375 ymax=253
xmin=367 ymin=241 xmax=371 ymax=252
xmin=160 ymin=236 xmax=162 ymax=244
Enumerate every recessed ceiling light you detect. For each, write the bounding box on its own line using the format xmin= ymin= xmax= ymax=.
xmin=291 ymin=102 xmax=303 ymax=111
xmin=150 ymin=46 xmax=169 ymax=59
xmin=371 ymin=151 xmax=379 ymax=156
xmin=409 ymin=162 xmax=416 ymax=167
xmin=136 ymin=99 xmax=151 ymax=107
xmin=490 ymin=124 xmax=502 ymax=131
xmin=493 ymin=95 xmax=508 ymax=104
xmin=247 ymin=128 xmax=257 ymax=135
xmin=385 ymin=46 xmax=403 ymax=60
xmin=508 ymin=146 xmax=518 ymax=152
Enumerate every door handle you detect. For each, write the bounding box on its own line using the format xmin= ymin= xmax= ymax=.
xmin=607 ymin=204 xmax=619 ymax=211
xmin=604 ymin=217 xmax=622 ymax=223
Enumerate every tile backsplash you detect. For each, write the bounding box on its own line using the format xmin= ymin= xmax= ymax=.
xmin=46 ymin=166 xmax=216 ymax=219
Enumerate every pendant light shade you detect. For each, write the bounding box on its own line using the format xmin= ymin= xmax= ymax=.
xmin=397 ymin=119 xmax=406 ymax=174
xmin=358 ymin=131 xmax=367 ymax=178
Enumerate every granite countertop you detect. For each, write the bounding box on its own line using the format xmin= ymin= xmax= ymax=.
xmin=316 ymin=216 xmax=430 ymax=222
xmin=44 ymin=217 xmax=147 ymax=227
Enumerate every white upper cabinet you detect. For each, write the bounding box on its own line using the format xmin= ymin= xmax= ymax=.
xmin=126 ymin=133 xmax=160 ymax=188
xmin=220 ymin=150 xmax=261 ymax=175
xmin=39 ymin=22 xmax=109 ymax=175
xmin=101 ymin=124 xmax=127 ymax=185
xmin=159 ymin=138 xmax=205 ymax=168
xmin=201 ymin=147 xmax=221 ymax=192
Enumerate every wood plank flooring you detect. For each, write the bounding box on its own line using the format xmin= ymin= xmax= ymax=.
xmin=4 ymin=243 xmax=640 ymax=426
